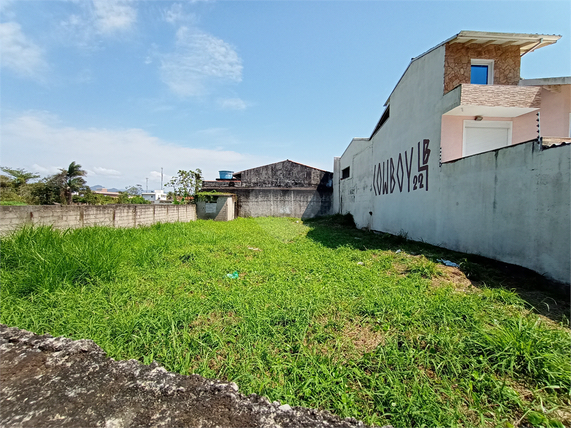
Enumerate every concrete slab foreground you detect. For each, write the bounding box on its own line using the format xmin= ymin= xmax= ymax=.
xmin=0 ymin=325 xmax=375 ymax=428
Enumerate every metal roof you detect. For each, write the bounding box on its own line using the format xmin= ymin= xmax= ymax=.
xmin=446 ymin=31 xmax=561 ymax=55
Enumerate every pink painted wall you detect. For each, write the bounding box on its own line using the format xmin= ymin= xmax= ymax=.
xmin=440 ymin=116 xmax=464 ymax=162
xmin=540 ymin=85 xmax=571 ymax=137
xmin=441 ymin=116 xmax=537 ymax=162
xmin=440 ymin=85 xmax=570 ymax=162
xmin=512 ymin=112 xmax=537 ymax=144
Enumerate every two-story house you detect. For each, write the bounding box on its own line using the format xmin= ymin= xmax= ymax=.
xmin=334 ymin=31 xmax=570 ymax=285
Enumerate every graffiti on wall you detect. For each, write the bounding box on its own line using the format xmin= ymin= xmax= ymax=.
xmin=373 ymin=139 xmax=431 ymax=196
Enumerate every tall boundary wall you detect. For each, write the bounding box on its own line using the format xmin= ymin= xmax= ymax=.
xmin=232 ymin=188 xmax=333 ymax=219
xmin=336 ymin=140 xmax=570 ymax=285
xmin=0 ymin=204 xmax=197 ymax=236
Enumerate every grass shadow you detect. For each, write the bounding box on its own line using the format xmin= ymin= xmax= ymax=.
xmin=304 ymin=214 xmax=570 ymax=326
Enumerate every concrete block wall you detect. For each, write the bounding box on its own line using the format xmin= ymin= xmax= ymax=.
xmin=83 ymin=206 xmax=115 ymax=228
xmin=0 ymin=204 xmax=198 ymax=236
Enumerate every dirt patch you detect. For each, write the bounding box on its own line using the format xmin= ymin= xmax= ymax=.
xmin=431 ymin=266 xmax=478 ymax=293
xmin=303 ymin=318 xmax=386 ymax=361
xmin=190 ymin=311 xmax=241 ymax=331
xmin=341 ymin=322 xmax=386 ymax=355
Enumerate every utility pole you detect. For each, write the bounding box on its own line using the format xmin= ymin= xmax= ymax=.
xmin=161 ymin=168 xmax=163 ymax=188
xmin=146 ymin=178 xmax=148 ymax=192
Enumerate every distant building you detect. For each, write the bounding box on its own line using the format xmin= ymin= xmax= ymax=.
xmin=91 ymin=188 xmax=120 ymax=197
xmin=142 ymin=189 xmax=168 ymax=203
xmin=202 ymin=160 xmax=334 ymax=218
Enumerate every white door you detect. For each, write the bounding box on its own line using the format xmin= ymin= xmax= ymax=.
xmin=463 ymin=120 xmax=512 ymax=157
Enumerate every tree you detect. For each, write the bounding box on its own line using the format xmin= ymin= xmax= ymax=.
xmin=31 ymin=174 xmax=66 ymax=205
xmin=61 ymin=161 xmax=87 ymax=205
xmin=165 ymin=169 xmax=202 ymax=204
xmin=27 ymin=162 xmax=88 ymax=205
xmin=0 ymin=167 xmax=40 ymax=203
xmin=0 ymin=167 xmax=40 ymax=189
xmin=117 ymin=185 xmax=149 ymax=204
xmin=123 ymin=184 xmax=143 ymax=196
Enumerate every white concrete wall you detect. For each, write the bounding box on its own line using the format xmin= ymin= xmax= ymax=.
xmin=436 ymin=142 xmax=570 ymax=283
xmin=335 ymin=44 xmax=571 ymax=284
xmin=369 ymin=45 xmax=446 ymax=243
xmin=338 ymin=138 xmax=373 ymax=227
xmin=333 ymin=157 xmax=341 ymax=214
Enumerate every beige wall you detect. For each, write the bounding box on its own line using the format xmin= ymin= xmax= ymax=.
xmin=0 ymin=204 xmax=197 ymax=236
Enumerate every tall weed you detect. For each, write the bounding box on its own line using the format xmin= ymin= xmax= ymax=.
xmin=1 ymin=226 xmax=123 ymax=295
xmin=470 ymin=315 xmax=571 ymax=387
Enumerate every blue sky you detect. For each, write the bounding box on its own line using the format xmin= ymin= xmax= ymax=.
xmin=1 ymin=0 xmax=569 ymax=190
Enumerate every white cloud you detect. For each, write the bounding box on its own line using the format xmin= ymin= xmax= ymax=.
xmin=1 ymin=112 xmax=271 ymax=189
xmin=92 ymin=0 xmax=137 ymax=34
xmin=58 ymin=13 xmax=98 ymax=49
xmin=93 ymin=167 xmax=122 ymax=176
xmin=0 ymin=22 xmax=48 ymax=79
xmin=160 ymin=26 xmax=243 ymax=97
xmin=58 ymin=0 xmax=136 ymax=48
xmin=218 ymin=97 xmax=248 ymax=111
xmin=31 ymin=163 xmax=62 ymax=175
xmin=163 ymin=3 xmax=196 ymax=25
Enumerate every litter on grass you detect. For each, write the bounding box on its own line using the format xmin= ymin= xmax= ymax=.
xmin=438 ymin=259 xmax=460 ymax=267
xmin=226 ymin=271 xmax=239 ymax=279
xmin=395 ymin=249 xmax=402 ymax=254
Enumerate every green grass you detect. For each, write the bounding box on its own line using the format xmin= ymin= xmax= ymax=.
xmin=1 ymin=217 xmax=569 ymax=427
xmin=0 ymin=200 xmax=27 ymax=206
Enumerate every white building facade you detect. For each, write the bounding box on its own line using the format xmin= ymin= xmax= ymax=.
xmin=142 ymin=190 xmax=168 ymax=204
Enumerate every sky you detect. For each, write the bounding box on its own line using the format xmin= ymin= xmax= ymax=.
xmin=1 ymin=0 xmax=569 ymax=191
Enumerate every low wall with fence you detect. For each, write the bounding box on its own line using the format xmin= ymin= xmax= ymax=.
xmin=0 ymin=204 xmax=198 ymax=235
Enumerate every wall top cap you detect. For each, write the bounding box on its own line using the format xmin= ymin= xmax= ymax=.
xmin=446 ymin=31 xmax=561 ymax=55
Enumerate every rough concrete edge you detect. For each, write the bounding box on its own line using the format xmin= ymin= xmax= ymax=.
xmin=0 ymin=325 xmax=385 ymax=428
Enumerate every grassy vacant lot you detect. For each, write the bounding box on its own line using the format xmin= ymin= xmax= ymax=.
xmin=1 ymin=216 xmax=569 ymax=427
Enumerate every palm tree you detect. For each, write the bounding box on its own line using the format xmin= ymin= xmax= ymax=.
xmin=61 ymin=161 xmax=87 ymax=205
